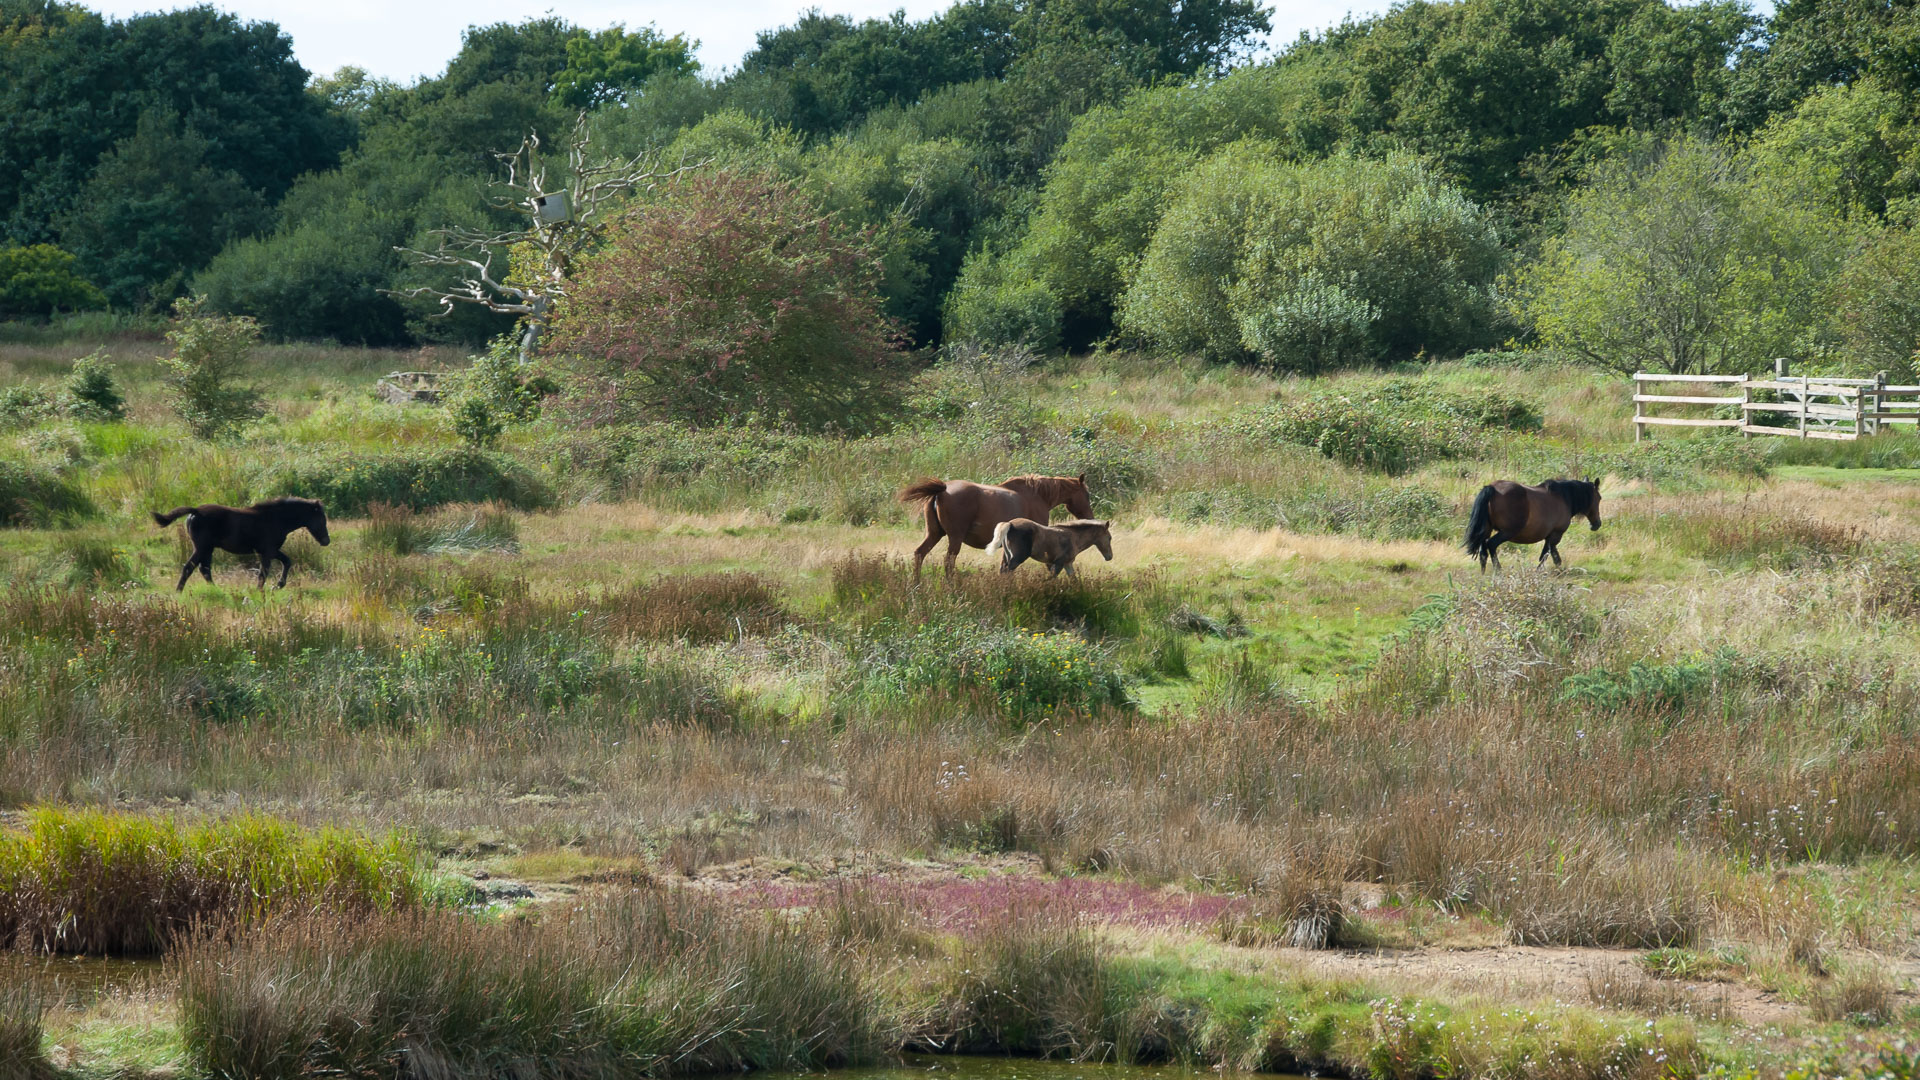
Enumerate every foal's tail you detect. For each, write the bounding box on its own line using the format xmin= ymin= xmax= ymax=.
xmin=1462 ymin=485 xmax=1496 ymax=556
xmin=987 ymin=521 xmax=1017 ymax=571
xmin=151 ymin=507 xmax=193 ymax=527
xmin=897 ymin=478 xmax=945 ymax=507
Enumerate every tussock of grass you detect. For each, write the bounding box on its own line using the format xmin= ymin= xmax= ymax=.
xmin=0 ymin=808 xmax=425 ymax=955
xmin=0 ymin=972 xmax=50 ymax=1080
xmin=175 ymin=889 xmax=895 ymax=1080
xmin=361 ymin=501 xmax=520 ymax=556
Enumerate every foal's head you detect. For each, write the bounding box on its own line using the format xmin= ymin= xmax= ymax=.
xmin=1066 ymin=519 xmax=1113 ymax=562
xmin=284 ymin=497 xmax=331 ymax=545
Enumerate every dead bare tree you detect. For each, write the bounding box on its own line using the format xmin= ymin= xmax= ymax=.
xmin=390 ymin=113 xmax=706 ymax=363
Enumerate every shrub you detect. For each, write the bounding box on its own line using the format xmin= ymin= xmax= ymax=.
xmin=857 ymin=620 xmax=1132 ymax=720
xmin=0 ymin=808 xmax=425 ymax=955
xmin=62 ymin=349 xmax=126 ymax=421
xmin=253 ymin=446 xmax=551 ymax=516
xmin=1558 ymin=658 xmax=1718 ymax=716
xmin=0 ymin=457 xmax=93 ymax=527
xmin=1237 ymin=379 xmax=1539 ymax=473
xmin=1118 ymin=149 xmax=1505 ymax=366
xmin=0 ymin=386 xmax=55 ymax=430
xmin=0 ymin=242 xmax=106 ymax=318
xmin=441 ymin=335 xmax=555 ymax=448
xmin=943 ymin=251 xmax=1064 ymax=350
xmin=161 ymin=296 xmax=266 ymax=439
xmin=548 ymin=168 xmax=907 ymax=431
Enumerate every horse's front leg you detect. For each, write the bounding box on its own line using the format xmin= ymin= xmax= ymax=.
xmin=274 ymin=550 xmax=293 ymax=587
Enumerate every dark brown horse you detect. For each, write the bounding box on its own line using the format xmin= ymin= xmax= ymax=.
xmin=898 ymin=474 xmax=1094 ymax=579
xmin=1463 ymin=478 xmax=1602 ymax=570
xmin=152 ymin=497 xmax=331 ymax=590
xmin=988 ymin=518 xmax=1113 ymax=577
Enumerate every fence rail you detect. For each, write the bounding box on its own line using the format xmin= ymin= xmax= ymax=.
xmin=1632 ymin=363 xmax=1920 ymax=442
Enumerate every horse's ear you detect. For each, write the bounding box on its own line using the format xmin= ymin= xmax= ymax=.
xmin=1077 ymin=472 xmax=1086 ymax=486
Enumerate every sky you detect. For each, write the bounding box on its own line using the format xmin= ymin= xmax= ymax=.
xmin=84 ymin=0 xmax=1376 ymax=84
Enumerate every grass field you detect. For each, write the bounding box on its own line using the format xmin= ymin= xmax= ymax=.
xmin=4 ymin=334 xmax=1920 ymax=1080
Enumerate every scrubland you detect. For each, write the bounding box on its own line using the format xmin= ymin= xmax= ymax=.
xmin=4 ymin=336 xmax=1920 ymax=1079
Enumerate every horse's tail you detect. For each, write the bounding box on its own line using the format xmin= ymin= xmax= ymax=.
xmin=987 ymin=520 xmax=1011 ymax=556
xmin=152 ymin=507 xmax=193 ymax=527
xmin=1463 ymin=485 xmax=1496 ymax=555
xmin=897 ymin=478 xmax=945 ymax=508
xmin=989 ymin=521 xmax=1018 ymax=571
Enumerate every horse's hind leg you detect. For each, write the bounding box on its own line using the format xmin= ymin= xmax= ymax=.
xmin=176 ymin=555 xmax=198 ymax=591
xmin=911 ymin=505 xmax=943 ymax=581
xmin=256 ymin=552 xmax=274 ymax=587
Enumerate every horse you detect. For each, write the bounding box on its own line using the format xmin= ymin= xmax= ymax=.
xmin=897 ymin=473 xmax=1094 ymax=580
xmin=152 ymin=497 xmax=331 ymax=590
xmin=987 ymin=518 xmax=1113 ymax=577
xmin=1463 ymin=478 xmax=1602 ymax=571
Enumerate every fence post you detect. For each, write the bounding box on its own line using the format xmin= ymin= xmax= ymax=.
xmin=1741 ymin=374 xmax=1752 ymax=439
xmin=1633 ymin=373 xmax=1644 ymax=442
xmin=1871 ymin=371 xmax=1887 ymax=437
xmin=1800 ymin=382 xmax=1809 ymax=439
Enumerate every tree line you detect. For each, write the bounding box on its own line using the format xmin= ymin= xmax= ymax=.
xmin=2 ymin=0 xmax=1918 ymax=381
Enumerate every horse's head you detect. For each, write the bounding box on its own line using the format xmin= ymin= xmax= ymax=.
xmin=1066 ymin=473 xmax=1094 ymax=519
xmin=1088 ymin=520 xmax=1113 ymax=561
xmin=305 ymin=500 xmax=331 ymax=545
xmin=1584 ymin=477 xmax=1602 ymax=531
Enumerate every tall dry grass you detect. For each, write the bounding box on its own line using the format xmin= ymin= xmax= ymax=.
xmin=174 ymin=888 xmax=896 ymax=1080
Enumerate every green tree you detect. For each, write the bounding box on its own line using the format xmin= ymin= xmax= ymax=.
xmin=1117 ymin=148 xmax=1505 ymax=367
xmin=0 ymin=243 xmax=104 ymax=317
xmin=161 ymin=297 xmax=266 ymax=439
xmin=546 ymin=169 xmax=905 ymax=431
xmin=56 ymin=113 xmax=269 ymax=311
xmin=1519 ymin=139 xmax=1851 ymax=374
xmin=0 ymin=2 xmax=341 ymax=246
xmin=1746 ymin=82 xmax=1919 ymax=218
xmin=553 ymin=24 xmax=698 ymax=109
xmin=1833 ymin=224 xmax=1920 ymax=378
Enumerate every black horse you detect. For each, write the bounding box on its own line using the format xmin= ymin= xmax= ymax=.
xmin=152 ymin=497 xmax=330 ymax=590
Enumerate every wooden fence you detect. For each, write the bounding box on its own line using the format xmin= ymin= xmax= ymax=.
xmin=1633 ymin=362 xmax=1920 ymax=442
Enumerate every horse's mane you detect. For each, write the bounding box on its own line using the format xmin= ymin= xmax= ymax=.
xmin=253 ymin=496 xmax=322 ymax=511
xmin=1056 ymin=519 xmax=1109 ymax=533
xmin=1542 ymin=479 xmax=1598 ymax=516
xmin=1002 ymin=474 xmax=1080 ymax=502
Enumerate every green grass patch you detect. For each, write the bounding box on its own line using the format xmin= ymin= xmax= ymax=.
xmin=0 ymin=808 xmax=426 ymax=955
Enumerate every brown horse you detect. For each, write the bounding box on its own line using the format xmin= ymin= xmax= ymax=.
xmin=1463 ymin=478 xmax=1602 ymax=571
xmin=987 ymin=518 xmax=1113 ymax=577
xmin=898 ymin=474 xmax=1094 ymax=579
xmin=152 ymin=497 xmax=331 ymax=590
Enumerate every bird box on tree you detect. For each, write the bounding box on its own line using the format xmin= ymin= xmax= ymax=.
xmin=534 ymin=192 xmax=571 ymax=224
